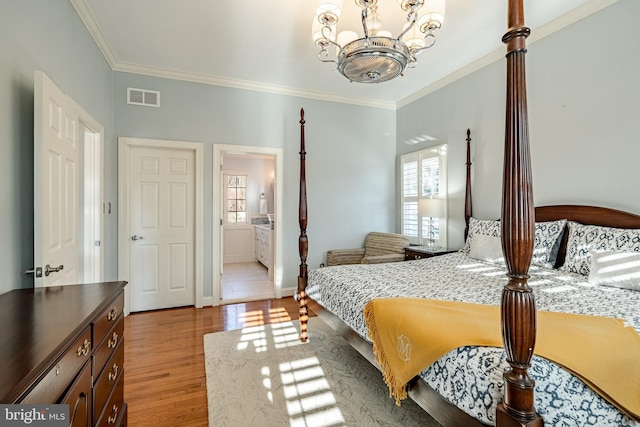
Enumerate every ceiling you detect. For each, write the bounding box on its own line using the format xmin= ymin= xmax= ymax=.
xmin=71 ymin=0 xmax=615 ymax=109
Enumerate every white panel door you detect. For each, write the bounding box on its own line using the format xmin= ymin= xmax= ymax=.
xmin=34 ymin=71 xmax=80 ymax=287
xmin=129 ymin=146 xmax=195 ymax=311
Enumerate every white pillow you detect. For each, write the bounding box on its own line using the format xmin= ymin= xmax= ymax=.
xmin=588 ymin=250 xmax=640 ymax=291
xmin=468 ymin=234 xmax=505 ymax=265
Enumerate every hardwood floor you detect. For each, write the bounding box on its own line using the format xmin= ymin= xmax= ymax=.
xmin=124 ymin=297 xmax=316 ymax=426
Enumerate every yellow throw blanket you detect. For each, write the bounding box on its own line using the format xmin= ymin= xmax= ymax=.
xmin=364 ymin=298 xmax=640 ymax=421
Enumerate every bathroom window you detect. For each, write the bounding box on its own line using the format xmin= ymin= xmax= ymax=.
xmin=225 ymin=174 xmax=247 ymax=224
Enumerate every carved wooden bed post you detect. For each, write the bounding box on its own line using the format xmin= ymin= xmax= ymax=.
xmin=464 ymin=128 xmax=473 ymax=241
xmin=297 ymin=108 xmax=310 ymax=343
xmin=497 ymin=0 xmax=542 ymax=425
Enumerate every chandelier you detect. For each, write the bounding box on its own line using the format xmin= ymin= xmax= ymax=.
xmin=312 ymin=0 xmax=445 ymax=83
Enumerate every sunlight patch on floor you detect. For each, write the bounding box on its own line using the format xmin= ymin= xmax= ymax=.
xmin=280 ymin=356 xmax=344 ymax=427
xmin=245 ymin=317 xmax=346 ymax=427
xmin=237 ymin=325 xmax=267 ymax=351
xmin=269 ymin=307 xmax=293 ymax=323
xmin=271 ymin=321 xmax=304 ymax=349
xmin=239 ymin=309 xmax=266 ymax=327
xmin=236 ymin=307 xmax=300 ymax=351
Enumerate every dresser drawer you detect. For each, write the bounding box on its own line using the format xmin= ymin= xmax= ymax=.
xmin=94 ymin=338 xmax=124 ymax=421
xmin=94 ymin=292 xmax=124 ymax=347
xmin=96 ymin=372 xmax=125 ymax=427
xmin=20 ymin=326 xmax=92 ymax=404
xmin=94 ymin=315 xmax=124 ymax=378
xmin=60 ymin=360 xmax=92 ymax=427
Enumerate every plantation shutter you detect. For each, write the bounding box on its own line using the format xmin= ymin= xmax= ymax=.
xmin=400 ymin=144 xmax=447 ymax=246
xmin=402 ymin=155 xmax=419 ymax=238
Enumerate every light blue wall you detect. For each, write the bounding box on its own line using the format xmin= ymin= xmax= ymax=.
xmin=5 ymin=0 xmax=634 ymax=298
xmin=397 ymin=0 xmax=640 ymax=251
xmin=0 ymin=1 xmax=395 ymax=297
xmin=113 ymin=72 xmax=397 ymax=296
xmin=0 ymin=0 xmax=114 ymax=294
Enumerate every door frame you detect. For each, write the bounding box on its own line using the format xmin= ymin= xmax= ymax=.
xmin=212 ymin=144 xmax=283 ymax=306
xmin=80 ymin=120 xmax=104 ymax=283
xmin=118 ymin=137 xmax=204 ymax=314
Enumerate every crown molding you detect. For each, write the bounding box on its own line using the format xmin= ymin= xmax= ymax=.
xmin=69 ymin=0 xmax=395 ymax=109
xmin=71 ymin=0 xmax=616 ymax=111
xmin=69 ymin=0 xmax=118 ymax=68
xmin=397 ymin=0 xmax=618 ymax=109
xmin=397 ymin=49 xmax=504 ymax=109
xmin=112 ymin=61 xmax=396 ymax=110
xmin=527 ymin=0 xmax=617 ymax=43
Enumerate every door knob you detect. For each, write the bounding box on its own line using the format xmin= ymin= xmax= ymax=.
xmin=44 ymin=264 xmax=64 ymax=277
xmin=131 ymin=235 xmax=144 ymax=241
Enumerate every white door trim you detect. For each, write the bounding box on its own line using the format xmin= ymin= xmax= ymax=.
xmin=212 ymin=144 xmax=283 ymax=306
xmin=80 ymin=119 xmax=104 ymax=283
xmin=119 ymin=137 xmax=204 ymax=314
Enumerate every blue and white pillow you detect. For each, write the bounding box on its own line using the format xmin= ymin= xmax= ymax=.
xmin=463 ymin=217 xmax=566 ymax=268
xmin=462 ymin=218 xmax=500 ymax=254
xmin=534 ymin=219 xmax=567 ymax=268
xmin=561 ymin=221 xmax=640 ymax=276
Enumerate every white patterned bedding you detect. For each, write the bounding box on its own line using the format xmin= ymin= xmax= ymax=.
xmin=306 ymin=252 xmax=640 ymax=426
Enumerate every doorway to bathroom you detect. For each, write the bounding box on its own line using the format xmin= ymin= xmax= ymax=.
xmin=213 ymin=144 xmax=283 ymax=305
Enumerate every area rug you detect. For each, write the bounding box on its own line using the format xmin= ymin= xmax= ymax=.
xmin=204 ymin=317 xmax=441 ymax=426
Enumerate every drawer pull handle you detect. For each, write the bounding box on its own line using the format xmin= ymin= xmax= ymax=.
xmin=77 ymin=339 xmax=90 ymax=357
xmin=107 ymin=306 xmax=119 ymax=321
xmin=108 ymin=363 xmax=119 ymax=381
xmin=55 ymin=364 xmax=61 ymax=376
xmin=107 ymin=404 xmax=118 ymax=425
xmin=108 ymin=332 xmax=118 ymax=349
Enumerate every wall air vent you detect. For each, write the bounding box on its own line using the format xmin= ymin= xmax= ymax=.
xmin=127 ymin=87 xmax=160 ymax=107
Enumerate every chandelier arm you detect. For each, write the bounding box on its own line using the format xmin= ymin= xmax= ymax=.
xmin=321 ymin=36 xmax=343 ymax=55
xmin=318 ymin=53 xmax=338 ymax=64
xmin=320 ymin=25 xmax=334 ymax=41
xmin=409 ymin=34 xmax=436 ymax=55
xmin=396 ymin=10 xmax=418 ymax=41
xmin=317 ymin=38 xmax=343 ymax=65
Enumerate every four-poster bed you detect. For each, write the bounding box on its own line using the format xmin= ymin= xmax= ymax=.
xmin=296 ymin=1 xmax=640 ymax=426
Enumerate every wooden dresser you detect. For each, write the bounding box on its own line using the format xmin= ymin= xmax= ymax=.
xmin=0 ymin=281 xmax=128 ymax=427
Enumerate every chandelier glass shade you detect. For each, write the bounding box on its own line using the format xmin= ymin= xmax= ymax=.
xmin=312 ymin=0 xmax=445 ymax=83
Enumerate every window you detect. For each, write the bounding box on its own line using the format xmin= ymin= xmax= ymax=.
xmin=225 ymin=174 xmax=247 ymax=224
xmin=401 ymin=144 xmax=447 ymax=246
